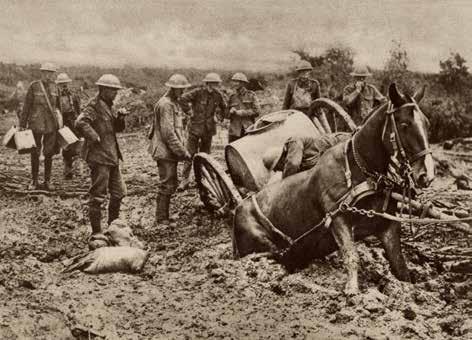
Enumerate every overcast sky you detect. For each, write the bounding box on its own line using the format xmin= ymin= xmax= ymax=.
xmin=2 ymin=0 xmax=472 ymax=72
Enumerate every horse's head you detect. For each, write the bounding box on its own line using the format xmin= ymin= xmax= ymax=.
xmin=383 ymin=83 xmax=434 ymax=188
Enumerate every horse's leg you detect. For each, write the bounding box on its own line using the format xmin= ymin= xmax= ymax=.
xmin=376 ymin=221 xmax=411 ymax=282
xmin=233 ymin=202 xmax=278 ymax=258
xmin=330 ymin=216 xmax=359 ymax=295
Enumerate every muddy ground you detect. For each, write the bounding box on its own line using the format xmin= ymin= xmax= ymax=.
xmin=0 ymin=110 xmax=471 ymax=340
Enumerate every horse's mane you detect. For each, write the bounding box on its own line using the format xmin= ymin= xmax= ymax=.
xmin=360 ymin=101 xmax=389 ymax=126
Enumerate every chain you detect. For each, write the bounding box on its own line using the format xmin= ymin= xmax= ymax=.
xmin=340 ymin=202 xmax=376 ymax=218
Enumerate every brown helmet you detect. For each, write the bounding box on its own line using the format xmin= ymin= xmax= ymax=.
xmin=350 ymin=66 xmax=372 ymax=77
xmin=95 ymin=74 xmax=123 ymax=89
xmin=165 ymin=74 xmax=191 ymax=88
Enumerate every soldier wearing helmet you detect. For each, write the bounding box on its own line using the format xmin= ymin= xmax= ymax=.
xmin=226 ymin=72 xmax=261 ymax=143
xmin=19 ymin=62 xmax=59 ymax=191
xmin=75 ymin=74 xmax=127 ymax=249
xmin=55 ymin=72 xmax=81 ymax=179
xmin=148 ymin=74 xmax=191 ymax=226
xmin=282 ymin=60 xmax=321 ymax=116
xmin=179 ymin=72 xmax=227 ymax=190
xmin=342 ymin=65 xmax=386 ymax=124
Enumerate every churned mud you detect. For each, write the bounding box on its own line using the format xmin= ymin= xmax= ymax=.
xmin=1 ymin=113 xmax=471 ymax=339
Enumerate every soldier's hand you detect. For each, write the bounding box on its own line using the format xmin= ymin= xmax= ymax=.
xmin=117 ymin=107 xmax=129 ymax=116
xmin=355 ymin=81 xmax=364 ymax=92
xmin=229 ymin=107 xmax=237 ymax=116
xmin=184 ymin=150 xmax=192 ymax=161
xmin=18 ymin=126 xmax=26 ymax=131
xmin=96 ymin=137 xmax=101 ymax=144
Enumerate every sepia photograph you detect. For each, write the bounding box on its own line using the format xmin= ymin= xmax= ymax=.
xmin=0 ymin=0 xmax=471 ymax=339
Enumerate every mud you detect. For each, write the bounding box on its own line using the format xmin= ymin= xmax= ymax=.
xmin=1 ymin=112 xmax=471 ymax=339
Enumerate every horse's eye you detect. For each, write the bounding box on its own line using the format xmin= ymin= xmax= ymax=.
xmin=399 ymin=122 xmax=409 ymax=129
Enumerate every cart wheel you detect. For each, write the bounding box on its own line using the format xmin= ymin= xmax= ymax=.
xmin=308 ymin=98 xmax=357 ymax=133
xmin=193 ymin=153 xmax=243 ymax=215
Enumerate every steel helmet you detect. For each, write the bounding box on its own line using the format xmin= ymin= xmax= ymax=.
xmin=295 ymin=60 xmax=313 ymax=72
xmin=95 ymin=74 xmax=123 ymax=89
xmin=40 ymin=62 xmax=57 ymax=72
xmin=55 ymin=73 xmax=72 ymax=84
xmin=350 ymin=65 xmax=372 ymax=77
xmin=262 ymin=146 xmax=284 ymax=171
xmin=165 ymin=74 xmax=191 ymax=88
xmin=203 ymin=72 xmax=222 ymax=83
xmin=231 ymin=72 xmax=249 ymax=83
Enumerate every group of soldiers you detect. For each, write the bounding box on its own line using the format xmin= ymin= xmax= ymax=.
xmin=17 ymin=61 xmax=385 ymax=248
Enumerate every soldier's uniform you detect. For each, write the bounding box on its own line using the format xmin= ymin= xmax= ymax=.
xmin=282 ymin=77 xmax=321 ymax=116
xmin=180 ymin=86 xmax=227 ymax=179
xmin=19 ymin=79 xmax=60 ymax=187
xmin=148 ymin=73 xmax=191 ymax=224
xmin=271 ymin=133 xmax=350 ymax=178
xmin=148 ymin=93 xmax=188 ymax=195
xmin=75 ymin=93 xmax=127 ymax=231
xmin=342 ymin=83 xmax=386 ymax=124
xmin=227 ymin=87 xmax=261 ymax=142
xmin=57 ymin=87 xmax=81 ymax=177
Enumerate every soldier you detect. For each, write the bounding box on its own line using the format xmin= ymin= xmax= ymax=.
xmin=282 ymin=60 xmax=321 ymax=116
xmin=148 ymin=74 xmax=191 ymax=226
xmin=56 ymin=72 xmax=81 ymax=179
xmin=342 ymin=66 xmax=386 ymax=125
xmin=179 ymin=72 xmax=227 ymax=189
xmin=227 ymin=72 xmax=261 ymax=143
xmin=263 ymin=133 xmax=350 ymax=179
xmin=75 ymin=74 xmax=127 ymax=249
xmin=19 ymin=62 xmax=59 ymax=191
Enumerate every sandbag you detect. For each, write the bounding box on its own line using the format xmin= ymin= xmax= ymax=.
xmin=63 ymin=246 xmax=149 ymax=274
xmin=105 ymin=219 xmax=145 ymax=249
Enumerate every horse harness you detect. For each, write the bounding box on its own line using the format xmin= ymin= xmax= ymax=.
xmin=251 ymin=101 xmax=471 ymax=257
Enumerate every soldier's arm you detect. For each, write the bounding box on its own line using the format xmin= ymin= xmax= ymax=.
xmin=179 ymin=88 xmax=198 ymax=115
xmin=282 ymin=82 xmax=292 ymax=110
xmin=160 ymin=103 xmax=188 ymax=158
xmin=216 ymin=89 xmax=228 ymax=121
xmin=113 ymin=114 xmax=126 ymax=133
xmin=226 ymin=93 xmax=237 ymax=119
xmin=342 ymin=85 xmax=360 ymax=107
xmin=236 ymin=93 xmax=262 ymax=117
xmin=73 ymin=95 xmax=81 ymax=117
xmin=372 ymin=85 xmax=387 ymax=103
xmin=19 ymin=84 xmax=34 ymax=128
xmin=311 ymin=80 xmax=321 ymax=100
xmin=282 ymin=138 xmax=304 ymax=178
xmin=75 ymin=106 xmax=100 ymax=143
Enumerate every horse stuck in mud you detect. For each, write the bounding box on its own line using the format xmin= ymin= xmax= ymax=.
xmin=233 ymin=83 xmax=435 ymax=295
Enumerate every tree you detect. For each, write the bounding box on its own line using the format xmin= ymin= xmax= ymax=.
xmin=382 ymin=40 xmax=412 ymax=94
xmin=439 ymin=52 xmax=470 ymax=94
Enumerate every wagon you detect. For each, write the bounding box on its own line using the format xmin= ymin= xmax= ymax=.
xmin=193 ymin=98 xmax=357 ymax=215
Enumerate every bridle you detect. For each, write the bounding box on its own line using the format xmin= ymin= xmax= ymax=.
xmin=381 ymin=101 xmax=432 ymax=165
xmin=351 ymin=100 xmax=432 ymax=189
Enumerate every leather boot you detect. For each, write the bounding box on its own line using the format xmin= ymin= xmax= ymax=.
xmin=88 ymin=206 xmax=109 ymax=250
xmin=154 ymin=194 xmax=170 ymax=226
xmin=89 ymin=206 xmax=102 ymax=234
xmin=28 ymin=153 xmax=40 ymax=190
xmin=63 ymin=158 xmax=73 ymax=180
xmin=43 ymin=157 xmax=55 ymax=191
xmin=107 ymin=199 xmax=121 ymax=225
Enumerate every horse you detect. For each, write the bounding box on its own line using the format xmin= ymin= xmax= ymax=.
xmin=233 ymin=83 xmax=434 ymax=295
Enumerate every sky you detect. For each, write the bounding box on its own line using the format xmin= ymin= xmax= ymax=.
xmin=1 ymin=0 xmax=472 ymax=73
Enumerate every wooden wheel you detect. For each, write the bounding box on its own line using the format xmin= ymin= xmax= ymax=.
xmin=193 ymin=153 xmax=243 ymax=215
xmin=308 ymin=98 xmax=357 ymax=133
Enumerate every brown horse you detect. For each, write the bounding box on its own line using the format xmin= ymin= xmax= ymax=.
xmin=233 ymin=83 xmax=434 ymax=295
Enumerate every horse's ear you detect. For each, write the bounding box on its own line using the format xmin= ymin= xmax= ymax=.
xmin=413 ymin=85 xmax=426 ymax=103
xmin=388 ymin=83 xmax=405 ymax=108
